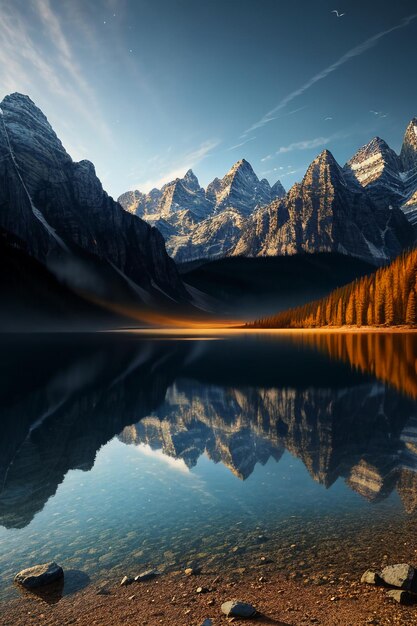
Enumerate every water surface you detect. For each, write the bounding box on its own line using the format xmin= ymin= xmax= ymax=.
xmin=1 ymin=332 xmax=417 ymax=600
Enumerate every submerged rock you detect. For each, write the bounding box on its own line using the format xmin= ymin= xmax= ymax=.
xmin=361 ymin=570 xmax=382 ymax=585
xmin=221 ymin=600 xmax=257 ymax=618
xmin=185 ymin=567 xmax=197 ymax=576
xmin=380 ymin=564 xmax=417 ymax=591
xmin=386 ymin=589 xmax=416 ymax=605
xmin=14 ymin=562 xmax=64 ymax=589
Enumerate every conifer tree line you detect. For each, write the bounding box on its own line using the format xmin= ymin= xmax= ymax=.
xmin=250 ymin=249 xmax=417 ymax=328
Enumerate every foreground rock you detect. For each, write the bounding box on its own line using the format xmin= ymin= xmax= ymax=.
xmin=361 ymin=570 xmax=383 ymax=585
xmin=380 ymin=564 xmax=417 ymax=591
xmin=221 ymin=600 xmax=257 ymax=618
xmin=185 ymin=567 xmax=199 ymax=576
xmin=134 ymin=570 xmax=159 ymax=582
xmin=14 ymin=562 xmax=64 ymax=589
xmin=386 ymin=589 xmax=416 ymax=605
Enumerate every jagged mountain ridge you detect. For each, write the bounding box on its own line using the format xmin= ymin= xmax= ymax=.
xmin=119 ymin=120 xmax=417 ymax=264
xmin=0 ymin=92 xmax=188 ymax=315
xmin=233 ymin=150 xmax=412 ymax=261
xmin=345 ymin=118 xmax=417 ymax=226
xmin=118 ymin=160 xmax=285 ymax=261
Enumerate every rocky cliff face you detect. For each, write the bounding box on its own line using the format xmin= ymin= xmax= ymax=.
xmin=344 ymin=137 xmax=404 ymax=210
xmin=205 ymin=159 xmax=281 ymax=216
xmin=345 ymin=119 xmax=417 ymax=227
xmin=400 ymin=118 xmax=417 ymax=172
xmin=0 ymin=93 xmax=187 ymax=308
xmin=233 ymin=150 xmax=412 ymax=262
xmin=118 ymin=160 xmax=285 ymax=261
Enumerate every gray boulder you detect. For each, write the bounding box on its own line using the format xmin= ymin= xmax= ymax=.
xmin=380 ymin=563 xmax=417 ymax=591
xmin=386 ymin=589 xmax=416 ymax=605
xmin=361 ymin=569 xmax=382 ymax=585
xmin=14 ymin=561 xmax=63 ymax=589
xmin=221 ymin=600 xmax=257 ymax=618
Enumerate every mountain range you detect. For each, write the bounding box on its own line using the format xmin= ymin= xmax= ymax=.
xmin=119 ymin=121 xmax=417 ymax=264
xmin=1 ymin=91 xmax=417 ymax=328
xmin=118 ymin=159 xmax=286 ymax=261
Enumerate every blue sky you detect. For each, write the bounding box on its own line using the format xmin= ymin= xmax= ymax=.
xmin=1 ymin=0 xmax=417 ymax=198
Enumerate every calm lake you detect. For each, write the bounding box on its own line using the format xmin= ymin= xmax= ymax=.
xmin=1 ymin=331 xmax=417 ymax=601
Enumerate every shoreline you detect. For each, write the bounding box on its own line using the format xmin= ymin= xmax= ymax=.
xmin=3 ymin=567 xmax=416 ymax=625
xmin=110 ymin=325 xmax=417 ymax=336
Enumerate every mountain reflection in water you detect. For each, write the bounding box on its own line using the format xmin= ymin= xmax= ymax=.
xmin=1 ymin=331 xmax=417 ymax=532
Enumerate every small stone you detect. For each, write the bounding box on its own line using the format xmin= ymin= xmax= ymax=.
xmin=200 ymin=621 xmax=213 ymax=626
xmin=256 ymin=535 xmax=268 ymax=544
xmin=134 ymin=570 xmax=159 ymax=582
xmin=196 ymin=586 xmax=208 ymax=594
xmin=381 ymin=564 xmax=417 ymax=591
xmin=128 ymin=594 xmax=136 ymax=601
xmin=221 ymin=600 xmax=257 ymax=618
xmin=386 ymin=589 xmax=416 ymax=605
xmin=96 ymin=582 xmax=111 ymax=596
xmin=120 ymin=576 xmax=133 ymax=586
xmin=259 ymin=576 xmax=266 ymax=583
xmin=14 ymin=562 xmax=64 ymax=589
xmin=361 ymin=570 xmax=382 ymax=585
xmin=184 ymin=568 xmax=194 ymax=576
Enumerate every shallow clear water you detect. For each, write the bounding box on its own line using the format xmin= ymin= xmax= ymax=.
xmin=1 ymin=332 xmax=417 ymax=601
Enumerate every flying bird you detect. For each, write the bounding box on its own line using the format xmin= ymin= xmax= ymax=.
xmin=332 ymin=10 xmax=346 ymax=17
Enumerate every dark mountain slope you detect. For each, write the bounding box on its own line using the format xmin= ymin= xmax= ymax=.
xmin=181 ymin=253 xmax=375 ymax=319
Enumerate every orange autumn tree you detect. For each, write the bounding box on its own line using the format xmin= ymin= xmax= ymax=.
xmin=250 ymin=248 xmax=417 ymax=328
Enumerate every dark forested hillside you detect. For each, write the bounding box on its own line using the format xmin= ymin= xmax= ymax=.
xmin=250 ymin=249 xmax=417 ymax=328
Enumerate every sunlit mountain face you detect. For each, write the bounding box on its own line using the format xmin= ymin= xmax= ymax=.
xmin=1 ymin=332 xmax=417 ymax=600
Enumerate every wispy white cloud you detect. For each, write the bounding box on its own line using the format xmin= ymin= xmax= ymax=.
xmin=261 ymin=166 xmax=302 ymax=179
xmin=243 ymin=13 xmax=417 ymax=136
xmin=261 ymin=130 xmax=351 ymax=162
xmin=277 ymin=136 xmax=334 ymax=154
xmin=226 ymin=136 xmax=256 ymax=151
xmin=133 ymin=139 xmax=220 ymax=191
xmin=241 ymin=106 xmax=308 ymax=140
xmin=0 ymin=0 xmax=113 ymax=146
